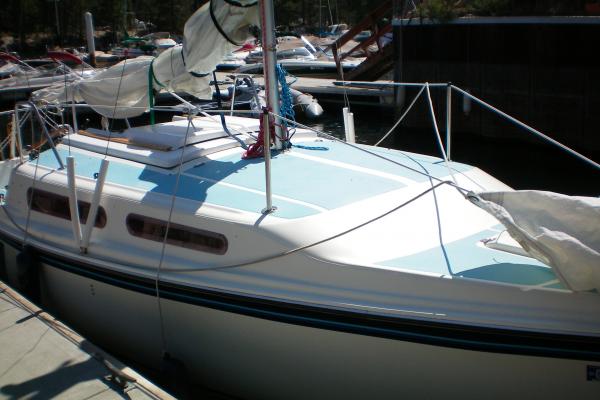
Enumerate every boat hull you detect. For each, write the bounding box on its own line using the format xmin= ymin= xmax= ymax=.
xmin=1 ymin=237 xmax=598 ymax=399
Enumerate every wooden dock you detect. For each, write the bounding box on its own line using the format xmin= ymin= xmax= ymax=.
xmin=0 ymin=281 xmax=174 ymax=400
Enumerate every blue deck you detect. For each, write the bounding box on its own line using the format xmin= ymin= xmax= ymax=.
xmin=34 ymin=141 xmax=473 ymax=219
xmin=378 ymin=227 xmax=561 ymax=288
xmin=30 ymin=141 xmax=561 ymax=288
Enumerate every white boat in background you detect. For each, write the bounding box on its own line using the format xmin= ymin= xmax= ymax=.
xmin=0 ymin=1 xmax=599 ymax=399
xmin=0 ymin=60 xmax=21 ymax=79
xmin=237 ymin=56 xmax=362 ymax=77
xmin=0 ymin=51 xmax=97 ymax=102
xmin=109 ymin=46 xmax=146 ymax=59
xmin=217 ymin=44 xmax=253 ymax=71
xmin=143 ymin=32 xmax=178 ymax=54
xmin=239 ymin=38 xmax=363 ymax=77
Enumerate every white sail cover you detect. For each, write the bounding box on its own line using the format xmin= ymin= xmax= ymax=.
xmin=32 ymin=0 xmax=258 ymax=118
xmin=473 ymin=190 xmax=600 ymax=292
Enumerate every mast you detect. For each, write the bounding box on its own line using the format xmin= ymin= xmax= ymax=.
xmin=258 ymin=0 xmax=283 ymax=149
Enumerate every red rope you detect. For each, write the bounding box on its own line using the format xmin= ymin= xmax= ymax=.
xmin=242 ymin=110 xmax=275 ymax=159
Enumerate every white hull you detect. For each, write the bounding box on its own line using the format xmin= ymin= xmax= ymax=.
xmin=1 ymin=1 xmax=598 ymax=397
xmin=1 ymin=239 xmax=598 ymax=399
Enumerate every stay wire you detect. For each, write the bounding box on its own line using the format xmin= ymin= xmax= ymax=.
xmin=104 ymin=59 xmax=130 ymax=159
xmin=22 ymin=111 xmax=44 ymax=246
xmin=154 ymin=112 xmax=195 ymax=353
xmin=424 ymin=83 xmax=457 ymax=185
xmin=374 ymin=85 xmax=425 ymax=147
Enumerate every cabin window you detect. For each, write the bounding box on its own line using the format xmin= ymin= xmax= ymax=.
xmin=27 ymin=188 xmax=107 ymax=228
xmin=126 ymin=214 xmax=228 ymax=255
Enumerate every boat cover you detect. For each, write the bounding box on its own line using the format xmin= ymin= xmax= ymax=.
xmin=472 ymin=190 xmax=600 ymax=292
xmin=32 ymin=0 xmax=258 ymax=118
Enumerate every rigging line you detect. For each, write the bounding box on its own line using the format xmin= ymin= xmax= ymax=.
xmin=163 ymin=180 xmax=466 ymax=273
xmin=374 ymin=85 xmax=425 ymax=146
xmin=425 ymin=83 xmax=457 ymax=185
xmin=30 ymin=107 xmax=35 ymax=149
xmin=22 ymin=112 xmax=43 ymax=246
xmin=68 ymin=80 xmax=76 ymax=156
xmin=371 ymin=83 xmax=454 ymax=277
xmin=326 ymin=0 xmax=334 ymax=27
xmin=63 ymin=56 xmax=71 ymax=156
xmin=430 ymin=175 xmax=453 ymax=276
xmin=37 ymin=109 xmax=61 ymax=130
xmin=275 ymin=113 xmax=469 ymax=192
xmin=338 ymin=51 xmax=351 ymax=110
xmin=198 ymin=109 xmax=258 ymax=140
xmin=104 ymin=59 xmax=130 ymax=159
xmin=154 ymin=113 xmax=196 ymax=353
xmin=211 ymin=70 xmax=248 ymax=149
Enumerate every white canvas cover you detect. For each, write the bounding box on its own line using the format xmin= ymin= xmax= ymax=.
xmin=472 ymin=190 xmax=600 ymax=292
xmin=32 ymin=0 xmax=258 ymax=118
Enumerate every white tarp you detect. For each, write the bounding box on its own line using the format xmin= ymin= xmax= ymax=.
xmin=472 ymin=190 xmax=600 ymax=292
xmin=32 ymin=0 xmax=258 ymax=118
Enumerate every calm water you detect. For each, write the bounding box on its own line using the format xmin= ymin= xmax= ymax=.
xmin=296 ymin=107 xmax=600 ymax=197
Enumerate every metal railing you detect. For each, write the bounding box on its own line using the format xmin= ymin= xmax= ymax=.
xmin=334 ymin=80 xmax=600 ymax=172
xmin=2 ymin=80 xmax=598 ymax=214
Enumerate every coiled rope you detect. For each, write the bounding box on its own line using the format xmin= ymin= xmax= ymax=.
xmin=276 ymin=64 xmax=295 ymax=139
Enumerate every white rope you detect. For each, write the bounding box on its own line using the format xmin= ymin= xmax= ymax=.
xmin=424 ymin=83 xmax=457 ymax=185
xmin=374 ymin=85 xmax=425 ymax=146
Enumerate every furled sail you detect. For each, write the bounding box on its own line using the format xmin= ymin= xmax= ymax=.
xmin=472 ymin=190 xmax=600 ymax=292
xmin=32 ymin=0 xmax=259 ymax=118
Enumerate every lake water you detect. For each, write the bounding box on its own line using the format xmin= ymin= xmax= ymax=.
xmin=296 ymin=107 xmax=600 ymax=197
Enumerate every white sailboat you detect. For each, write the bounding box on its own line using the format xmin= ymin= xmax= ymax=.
xmin=0 ymin=51 xmax=98 ymax=102
xmin=0 ymin=1 xmax=599 ymax=399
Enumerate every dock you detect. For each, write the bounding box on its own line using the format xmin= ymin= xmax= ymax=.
xmin=0 ymin=281 xmax=174 ymax=400
xmin=215 ymin=72 xmax=395 ymax=107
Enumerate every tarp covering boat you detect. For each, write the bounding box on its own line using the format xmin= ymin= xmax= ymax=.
xmin=32 ymin=0 xmax=259 ymax=118
xmin=473 ymin=190 xmax=600 ymax=292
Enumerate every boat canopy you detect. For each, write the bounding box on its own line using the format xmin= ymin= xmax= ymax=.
xmin=473 ymin=190 xmax=600 ymax=292
xmin=32 ymin=0 xmax=259 ymax=118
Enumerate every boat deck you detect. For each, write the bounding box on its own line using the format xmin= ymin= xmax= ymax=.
xmin=0 ymin=281 xmax=174 ymax=400
xmin=33 ymin=135 xmax=473 ymax=219
xmin=18 ymin=124 xmax=563 ymax=290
